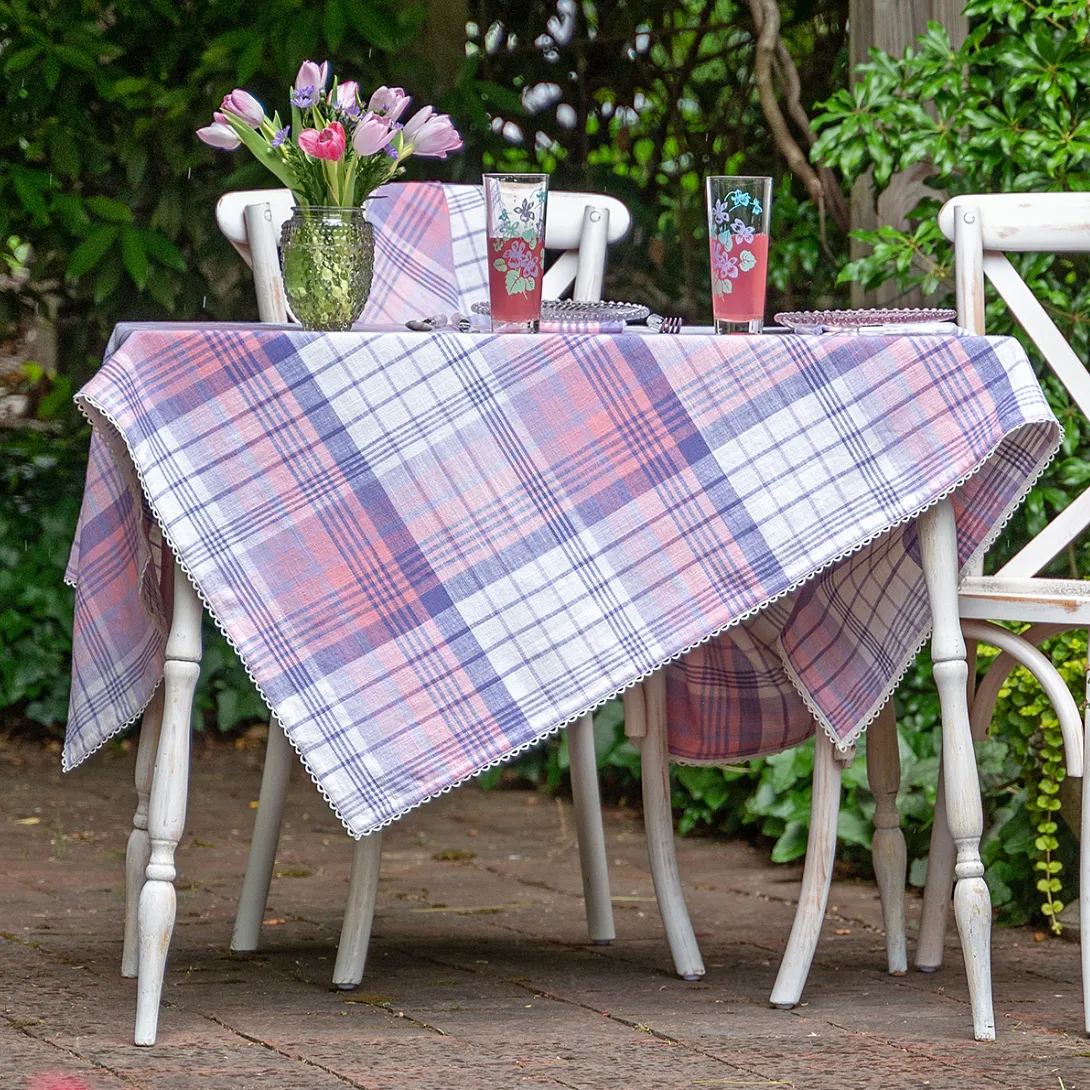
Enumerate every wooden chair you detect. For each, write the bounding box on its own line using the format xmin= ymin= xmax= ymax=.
xmin=771 ymin=192 xmax=1090 ymax=1041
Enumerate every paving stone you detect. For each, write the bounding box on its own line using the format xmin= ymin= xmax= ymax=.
xmin=1 ymin=739 xmax=1085 ymax=1088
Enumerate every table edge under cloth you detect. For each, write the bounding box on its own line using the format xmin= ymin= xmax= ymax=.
xmin=64 ymin=325 xmax=1061 ymax=836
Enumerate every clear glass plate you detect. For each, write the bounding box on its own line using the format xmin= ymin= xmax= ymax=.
xmin=471 ymin=299 xmax=651 ymax=323
xmin=774 ymin=307 xmax=957 ymax=330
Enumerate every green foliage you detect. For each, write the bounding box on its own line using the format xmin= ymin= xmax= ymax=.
xmin=0 ymin=0 xmax=474 ymax=386
xmin=468 ymin=0 xmax=850 ymax=318
xmin=0 ymin=427 xmax=86 ymax=726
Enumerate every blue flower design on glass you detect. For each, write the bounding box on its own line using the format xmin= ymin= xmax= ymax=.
xmin=728 ymin=189 xmax=751 ymax=208
xmin=712 ymin=247 xmax=739 ymax=280
xmin=751 ymin=199 xmax=762 ymax=216
xmin=514 ymin=198 xmax=537 ymax=224
xmin=505 ymin=238 xmax=540 ymax=277
xmin=732 ymin=219 xmax=754 ymax=244
xmin=712 ymin=198 xmax=732 ymax=226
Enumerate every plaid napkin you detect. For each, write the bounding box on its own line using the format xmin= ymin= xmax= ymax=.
xmin=66 ymin=329 xmax=1059 ymax=834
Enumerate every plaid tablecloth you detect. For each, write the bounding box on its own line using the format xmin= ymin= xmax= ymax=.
xmin=65 ymin=326 xmax=1060 ymax=835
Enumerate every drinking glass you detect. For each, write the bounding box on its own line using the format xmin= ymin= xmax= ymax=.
xmin=706 ymin=176 xmax=773 ymax=334
xmin=483 ymin=173 xmax=549 ymax=332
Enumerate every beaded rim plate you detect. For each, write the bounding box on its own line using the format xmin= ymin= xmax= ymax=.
xmin=774 ymin=307 xmax=957 ymax=330
xmin=471 ymin=299 xmax=651 ymax=322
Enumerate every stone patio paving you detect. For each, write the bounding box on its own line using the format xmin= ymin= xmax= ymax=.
xmin=1 ymin=737 xmax=1086 ymax=1089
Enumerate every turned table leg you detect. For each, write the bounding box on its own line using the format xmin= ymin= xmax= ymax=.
xmin=122 ymin=686 xmax=164 ymax=978
xmin=918 ymin=499 xmax=995 ymax=1041
xmin=867 ymin=703 xmax=907 ymax=975
xmin=134 ymin=559 xmax=202 ymax=1047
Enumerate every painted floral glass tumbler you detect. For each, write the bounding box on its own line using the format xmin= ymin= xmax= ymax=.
xmin=484 ymin=174 xmax=548 ymax=332
xmin=706 ymin=176 xmax=772 ymax=334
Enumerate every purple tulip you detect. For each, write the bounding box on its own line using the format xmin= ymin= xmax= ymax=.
xmin=332 ymin=80 xmax=362 ymax=118
xmin=402 ymin=106 xmax=434 ymax=143
xmin=367 ymin=86 xmax=411 ymax=122
xmin=352 ymin=112 xmax=393 ymax=157
xmin=220 ymin=89 xmax=265 ymax=128
xmin=404 ymin=111 xmax=463 ymax=159
xmin=292 ymin=59 xmax=329 ymax=108
xmin=197 ymin=121 xmax=241 ymax=150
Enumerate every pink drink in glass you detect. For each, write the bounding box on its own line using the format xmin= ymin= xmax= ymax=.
xmin=487 ymin=236 xmax=546 ymax=325
xmin=483 ymin=173 xmax=549 ymax=332
xmin=710 ymin=233 xmax=769 ymax=323
xmin=706 ymin=176 xmax=772 ymax=334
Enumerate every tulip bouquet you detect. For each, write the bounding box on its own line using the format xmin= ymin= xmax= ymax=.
xmin=197 ymin=60 xmax=463 ymax=208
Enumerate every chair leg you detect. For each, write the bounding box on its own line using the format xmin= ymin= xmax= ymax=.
xmin=568 ymin=711 xmax=616 ymax=944
xmin=332 ymin=830 xmax=384 ymax=990
xmin=122 ymin=687 xmax=164 ymax=978
xmin=630 ymin=672 xmax=704 ymax=980
xmin=916 ymin=761 xmax=955 ymax=971
xmin=1081 ymin=666 xmax=1090 ymax=1036
xmin=231 ymin=722 xmax=294 ymax=952
xmin=919 ymin=499 xmax=994 ymax=1041
xmin=135 ymin=560 xmax=202 ymax=1046
xmin=770 ymin=731 xmax=845 ymax=1008
xmin=867 ymin=703 xmax=907 ymax=975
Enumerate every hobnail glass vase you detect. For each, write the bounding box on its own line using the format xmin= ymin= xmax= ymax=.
xmin=280 ymin=206 xmax=374 ymax=331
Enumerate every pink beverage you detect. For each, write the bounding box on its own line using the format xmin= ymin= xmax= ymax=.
xmin=487 ymin=236 xmax=545 ymax=324
xmin=711 ymin=233 xmax=769 ymax=322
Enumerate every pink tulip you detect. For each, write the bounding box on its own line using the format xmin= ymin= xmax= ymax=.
xmin=368 ymin=86 xmax=411 ymax=122
xmin=220 ymin=89 xmax=264 ymax=127
xmin=197 ymin=121 xmax=241 ymax=150
xmin=405 ymin=112 xmax=463 ymax=159
xmin=352 ymin=112 xmax=392 ymax=157
xmin=298 ymin=121 xmax=346 ymax=161
xmin=332 ymin=80 xmax=361 ymax=117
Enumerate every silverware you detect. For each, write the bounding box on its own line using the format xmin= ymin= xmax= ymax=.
xmin=647 ymin=313 xmax=683 ymax=334
xmin=405 ymin=314 xmax=448 ymax=332
xmin=406 ymin=313 xmax=475 ymax=333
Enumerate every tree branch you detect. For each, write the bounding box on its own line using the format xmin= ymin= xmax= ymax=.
xmin=747 ymin=0 xmax=849 ymax=233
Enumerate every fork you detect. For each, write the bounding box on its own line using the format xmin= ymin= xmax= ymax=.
xmin=647 ymin=313 xmax=683 ymax=334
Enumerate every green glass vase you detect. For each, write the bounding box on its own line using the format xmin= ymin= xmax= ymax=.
xmin=280 ymin=206 xmax=374 ymax=331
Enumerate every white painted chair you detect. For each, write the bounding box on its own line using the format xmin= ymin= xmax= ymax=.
xmin=122 ymin=181 xmax=704 ymax=1046
xmin=771 ymin=193 xmax=1090 ymax=1042
xmin=915 ymin=193 xmax=1090 ymax=1036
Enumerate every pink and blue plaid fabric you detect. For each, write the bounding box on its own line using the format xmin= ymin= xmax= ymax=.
xmin=358 ymin=182 xmax=487 ymax=324
xmin=66 ymin=327 xmax=1059 ymax=835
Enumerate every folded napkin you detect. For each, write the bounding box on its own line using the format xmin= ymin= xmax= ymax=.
xmin=539 ymin=318 xmax=626 ymax=334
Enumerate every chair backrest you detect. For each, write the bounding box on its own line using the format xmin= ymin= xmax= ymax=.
xmin=939 ymin=193 xmax=1090 ymax=579
xmin=216 ymin=183 xmax=631 ymax=324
